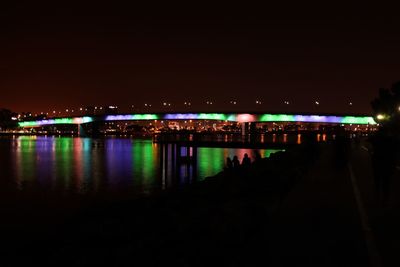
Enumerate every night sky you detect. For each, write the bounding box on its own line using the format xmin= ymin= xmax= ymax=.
xmin=1 ymin=2 xmax=400 ymax=114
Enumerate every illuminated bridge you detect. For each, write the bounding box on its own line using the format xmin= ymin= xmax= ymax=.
xmin=18 ymin=112 xmax=377 ymax=127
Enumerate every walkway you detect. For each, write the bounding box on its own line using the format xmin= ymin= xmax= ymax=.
xmin=265 ymin=144 xmax=370 ymax=266
xmin=350 ymin=142 xmax=400 ymax=267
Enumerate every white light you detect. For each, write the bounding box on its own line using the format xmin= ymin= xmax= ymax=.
xmin=376 ymin=114 xmax=385 ymax=120
xmin=315 ymin=101 xmax=320 ymax=105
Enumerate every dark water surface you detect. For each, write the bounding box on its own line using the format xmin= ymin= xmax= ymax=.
xmin=0 ymin=136 xmax=281 ymax=197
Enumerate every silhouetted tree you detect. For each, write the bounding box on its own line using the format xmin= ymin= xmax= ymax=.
xmin=370 ymin=83 xmax=400 ymax=204
xmin=371 ymin=81 xmax=400 ymax=132
xmin=0 ymin=108 xmax=18 ymax=130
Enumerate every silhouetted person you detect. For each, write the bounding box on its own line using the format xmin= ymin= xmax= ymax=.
xmin=242 ymin=153 xmax=251 ymax=167
xmin=253 ymin=150 xmax=262 ymax=162
xmin=225 ymin=157 xmax=233 ymax=170
xmin=370 ymin=131 xmax=397 ymax=205
xmin=232 ymin=156 xmax=240 ymax=169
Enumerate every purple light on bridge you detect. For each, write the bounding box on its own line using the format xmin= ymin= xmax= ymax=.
xmin=105 ymin=115 xmax=133 ymax=121
xmin=293 ymin=115 xmax=341 ymax=123
xmin=164 ymin=114 xmax=199 ymax=120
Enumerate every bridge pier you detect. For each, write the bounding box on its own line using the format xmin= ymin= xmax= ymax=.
xmin=241 ymin=122 xmax=258 ymax=142
xmin=159 ymin=143 xmax=198 ymax=189
xmin=241 ymin=122 xmax=249 ymax=136
xmin=88 ymin=121 xmax=101 ymax=137
xmin=78 ymin=124 xmax=86 ymax=137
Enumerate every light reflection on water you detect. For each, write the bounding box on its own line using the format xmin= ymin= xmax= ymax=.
xmin=5 ymin=136 xmax=282 ymax=195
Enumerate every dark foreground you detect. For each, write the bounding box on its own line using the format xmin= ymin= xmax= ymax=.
xmin=1 ymin=140 xmax=399 ymax=266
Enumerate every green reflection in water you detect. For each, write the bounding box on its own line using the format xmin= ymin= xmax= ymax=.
xmin=132 ymin=139 xmax=158 ymax=187
xmin=16 ymin=136 xmax=37 ymax=188
xmin=54 ymin=138 xmax=74 ymax=190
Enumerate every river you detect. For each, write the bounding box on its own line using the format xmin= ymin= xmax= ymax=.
xmin=0 ymin=136 xmax=282 ymax=197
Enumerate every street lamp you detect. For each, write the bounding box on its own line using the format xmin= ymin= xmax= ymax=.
xmin=376 ymin=114 xmax=385 ymax=120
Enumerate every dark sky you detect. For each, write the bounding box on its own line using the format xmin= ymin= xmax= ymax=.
xmin=1 ymin=1 xmax=400 ymax=114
